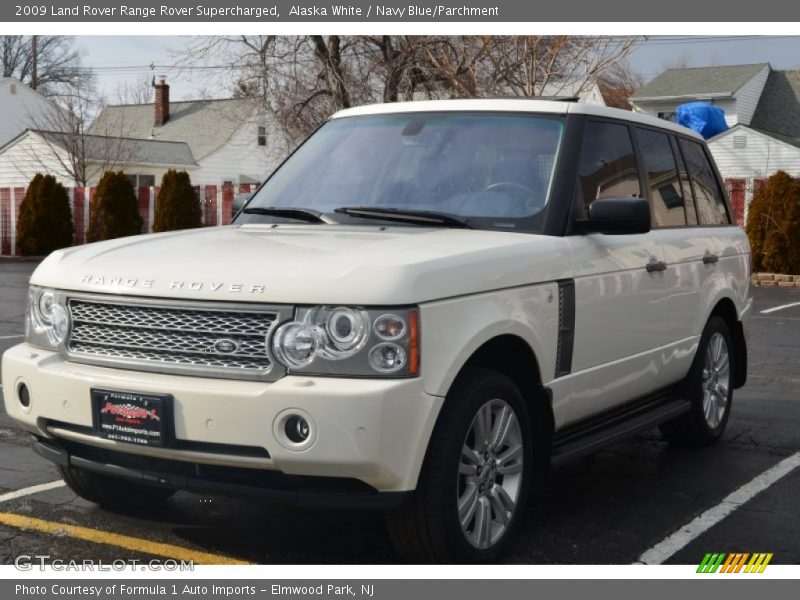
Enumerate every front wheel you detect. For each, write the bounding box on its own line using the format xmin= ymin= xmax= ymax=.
xmin=386 ymin=368 xmax=539 ymax=563
xmin=660 ymin=316 xmax=734 ymax=446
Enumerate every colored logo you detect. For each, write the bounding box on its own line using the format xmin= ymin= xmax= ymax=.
xmin=697 ymin=552 xmax=773 ymax=573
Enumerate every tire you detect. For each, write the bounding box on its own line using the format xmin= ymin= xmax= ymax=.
xmin=386 ymin=368 xmax=543 ymax=563
xmin=58 ymin=465 xmax=176 ymax=508
xmin=660 ymin=316 xmax=734 ymax=446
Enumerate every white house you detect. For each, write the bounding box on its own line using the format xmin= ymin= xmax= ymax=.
xmin=0 ymin=129 xmax=197 ymax=188
xmin=88 ymin=78 xmax=288 ymax=185
xmin=630 ymin=63 xmax=771 ymax=128
xmin=0 ymin=77 xmax=59 ymax=147
xmin=707 ymin=70 xmax=800 ymax=180
xmin=631 ymin=64 xmax=800 ymax=181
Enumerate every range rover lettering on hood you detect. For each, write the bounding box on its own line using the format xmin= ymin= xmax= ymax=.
xmin=79 ymin=275 xmax=266 ymax=294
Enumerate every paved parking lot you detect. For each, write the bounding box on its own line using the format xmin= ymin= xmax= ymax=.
xmin=0 ymin=259 xmax=798 ymax=565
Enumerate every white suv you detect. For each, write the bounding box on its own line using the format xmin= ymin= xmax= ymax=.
xmin=2 ymin=100 xmax=751 ymax=562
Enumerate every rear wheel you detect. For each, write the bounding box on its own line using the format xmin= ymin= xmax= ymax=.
xmin=386 ymin=368 xmax=541 ymax=563
xmin=58 ymin=465 xmax=176 ymax=508
xmin=660 ymin=316 xmax=734 ymax=446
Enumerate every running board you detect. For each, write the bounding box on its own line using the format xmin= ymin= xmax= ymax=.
xmin=551 ymin=396 xmax=690 ymax=468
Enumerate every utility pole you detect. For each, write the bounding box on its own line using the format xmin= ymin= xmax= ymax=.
xmin=31 ymin=35 xmax=38 ymax=90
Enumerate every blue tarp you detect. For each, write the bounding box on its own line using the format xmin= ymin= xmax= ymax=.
xmin=676 ymin=102 xmax=729 ymax=139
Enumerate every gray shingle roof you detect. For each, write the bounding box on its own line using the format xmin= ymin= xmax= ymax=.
xmin=35 ymin=130 xmax=196 ymax=166
xmin=631 ymin=63 xmax=769 ymax=100
xmin=89 ymin=98 xmax=255 ymax=160
xmin=750 ymin=70 xmax=800 ymax=148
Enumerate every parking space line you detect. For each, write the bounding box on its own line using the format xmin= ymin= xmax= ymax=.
xmin=0 ymin=480 xmax=65 ymax=504
xmin=761 ymin=301 xmax=800 ymax=314
xmin=0 ymin=513 xmax=252 ymax=565
xmin=637 ymin=451 xmax=800 ymax=565
xmin=0 ymin=334 xmax=23 ymax=340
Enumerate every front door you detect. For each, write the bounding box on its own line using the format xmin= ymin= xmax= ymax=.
xmin=564 ymin=119 xmax=669 ymax=424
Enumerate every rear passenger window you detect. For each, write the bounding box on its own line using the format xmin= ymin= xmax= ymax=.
xmin=577 ymin=121 xmax=641 ymax=214
xmin=670 ymin=136 xmax=698 ymax=225
xmin=636 ymin=128 xmax=686 ymax=227
xmin=679 ymin=139 xmax=731 ymax=225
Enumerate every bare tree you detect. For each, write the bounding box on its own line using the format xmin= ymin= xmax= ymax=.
xmin=113 ymin=73 xmax=154 ymax=105
xmin=597 ymin=59 xmax=645 ymax=109
xmin=661 ymin=53 xmax=693 ymax=70
xmin=23 ymin=80 xmax=134 ymax=186
xmin=176 ymin=35 xmax=641 ymax=144
xmin=1 ymin=35 xmax=84 ymax=94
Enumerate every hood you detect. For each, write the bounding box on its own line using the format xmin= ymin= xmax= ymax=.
xmin=31 ymin=224 xmax=571 ymax=305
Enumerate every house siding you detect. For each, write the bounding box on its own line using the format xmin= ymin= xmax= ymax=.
xmin=193 ymin=117 xmax=288 ymax=185
xmin=708 ymin=127 xmax=800 ymax=179
xmin=733 ymin=65 xmax=770 ymax=127
xmin=0 ymin=131 xmax=198 ymax=187
xmin=0 ymin=132 xmax=76 ymax=187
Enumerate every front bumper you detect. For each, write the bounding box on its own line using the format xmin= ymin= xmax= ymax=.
xmin=2 ymin=344 xmax=444 ymax=495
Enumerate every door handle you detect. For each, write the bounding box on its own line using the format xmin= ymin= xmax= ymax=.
xmin=703 ymin=252 xmax=720 ymax=265
xmin=646 ymin=258 xmax=667 ymax=273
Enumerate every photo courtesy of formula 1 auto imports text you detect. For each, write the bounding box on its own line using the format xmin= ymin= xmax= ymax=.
xmin=1 ymin=0 xmax=799 ymax=597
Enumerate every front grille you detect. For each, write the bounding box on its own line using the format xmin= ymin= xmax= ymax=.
xmin=66 ymin=298 xmax=282 ymax=380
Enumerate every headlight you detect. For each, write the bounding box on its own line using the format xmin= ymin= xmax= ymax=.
xmin=26 ymin=287 xmax=70 ymax=348
xmin=272 ymin=306 xmax=419 ymax=377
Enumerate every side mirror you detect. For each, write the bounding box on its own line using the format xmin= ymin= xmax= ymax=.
xmin=580 ymin=196 xmax=651 ymax=235
xmin=232 ymin=192 xmax=253 ymax=217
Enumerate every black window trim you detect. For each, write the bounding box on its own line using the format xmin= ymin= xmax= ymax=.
xmin=568 ymin=115 xmax=646 ymax=235
xmin=669 ymin=133 xmax=699 ymax=226
xmin=633 ymin=124 xmax=689 ymax=230
xmin=677 ymin=136 xmax=735 ymax=228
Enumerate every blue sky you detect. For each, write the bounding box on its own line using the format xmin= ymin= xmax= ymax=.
xmin=77 ymin=35 xmax=800 ymax=102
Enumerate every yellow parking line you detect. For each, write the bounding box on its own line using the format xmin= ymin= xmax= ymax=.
xmin=0 ymin=512 xmax=251 ymax=565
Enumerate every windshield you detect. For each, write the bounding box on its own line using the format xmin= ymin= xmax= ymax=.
xmin=237 ymin=112 xmax=564 ymax=232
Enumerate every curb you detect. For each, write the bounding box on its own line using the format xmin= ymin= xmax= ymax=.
xmin=752 ymin=273 xmax=800 ymax=288
xmin=0 ymin=256 xmax=43 ymax=263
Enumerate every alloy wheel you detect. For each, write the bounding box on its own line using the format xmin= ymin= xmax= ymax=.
xmin=457 ymin=398 xmax=524 ymax=550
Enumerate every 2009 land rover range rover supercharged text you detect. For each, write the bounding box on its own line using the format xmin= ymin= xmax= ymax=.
xmin=2 ymin=100 xmax=751 ymax=563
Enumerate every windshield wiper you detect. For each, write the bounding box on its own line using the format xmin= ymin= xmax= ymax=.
xmin=241 ymin=206 xmax=335 ymax=224
xmin=334 ymin=207 xmax=472 ymax=229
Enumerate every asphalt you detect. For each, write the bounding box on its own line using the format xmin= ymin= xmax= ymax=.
xmin=0 ymin=260 xmax=798 ymax=565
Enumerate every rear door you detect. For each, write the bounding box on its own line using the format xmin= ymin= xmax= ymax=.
xmin=633 ymin=126 xmax=702 ymax=350
xmin=676 ymin=137 xmax=749 ymax=325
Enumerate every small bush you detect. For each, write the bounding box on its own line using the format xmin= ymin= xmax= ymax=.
xmin=746 ymin=170 xmax=800 ymax=274
xmin=16 ymin=173 xmax=74 ymax=256
xmin=152 ymin=170 xmax=201 ymax=232
xmin=86 ymin=171 xmax=143 ymax=243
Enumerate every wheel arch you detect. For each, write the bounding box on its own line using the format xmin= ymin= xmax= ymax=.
xmin=709 ymin=296 xmax=747 ymax=389
xmin=448 ymin=334 xmax=554 ymax=451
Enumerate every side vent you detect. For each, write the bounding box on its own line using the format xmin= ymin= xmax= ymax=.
xmin=555 ymin=279 xmax=576 ymax=378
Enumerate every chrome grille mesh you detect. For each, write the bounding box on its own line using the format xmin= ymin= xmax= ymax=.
xmin=66 ymin=298 xmax=279 ymax=378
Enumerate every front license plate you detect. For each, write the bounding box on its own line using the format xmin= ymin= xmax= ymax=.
xmin=91 ymin=389 xmax=173 ymax=447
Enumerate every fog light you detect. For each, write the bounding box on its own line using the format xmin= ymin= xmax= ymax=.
xmin=17 ymin=383 xmax=30 ymax=408
xmin=368 ymin=343 xmax=407 ymax=373
xmin=273 ymin=408 xmax=317 ymax=450
xmin=284 ymin=415 xmax=310 ymax=443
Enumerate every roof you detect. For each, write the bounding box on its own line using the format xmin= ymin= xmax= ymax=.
xmin=749 ymin=70 xmax=800 ymax=147
xmin=32 ymin=130 xmax=197 ymax=166
xmin=331 ymin=99 xmax=703 ymax=139
xmin=630 ymin=63 xmax=769 ymax=101
xmin=89 ymin=98 xmax=255 ymax=160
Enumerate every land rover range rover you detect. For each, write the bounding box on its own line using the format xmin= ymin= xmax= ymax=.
xmin=2 ymin=99 xmax=751 ymax=562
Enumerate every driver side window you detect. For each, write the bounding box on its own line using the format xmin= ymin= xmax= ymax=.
xmin=577 ymin=121 xmax=641 ymax=217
